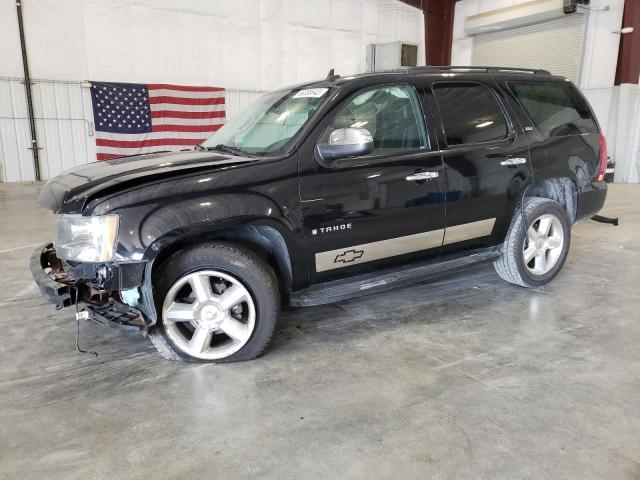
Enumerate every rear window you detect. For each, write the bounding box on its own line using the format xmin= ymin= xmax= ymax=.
xmin=510 ymin=82 xmax=598 ymax=138
xmin=433 ymin=83 xmax=509 ymax=146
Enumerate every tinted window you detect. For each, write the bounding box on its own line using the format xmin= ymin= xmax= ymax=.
xmin=328 ymin=85 xmax=427 ymax=155
xmin=510 ymin=82 xmax=598 ymax=138
xmin=433 ymin=83 xmax=508 ymax=146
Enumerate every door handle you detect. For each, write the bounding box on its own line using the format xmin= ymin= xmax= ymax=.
xmin=500 ymin=157 xmax=527 ymax=166
xmin=406 ymin=171 xmax=439 ymax=181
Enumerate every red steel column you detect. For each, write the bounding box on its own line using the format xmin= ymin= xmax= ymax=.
xmin=615 ymin=0 xmax=640 ymax=85
xmin=399 ymin=0 xmax=456 ymax=66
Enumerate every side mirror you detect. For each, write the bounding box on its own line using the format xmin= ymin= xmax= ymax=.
xmin=315 ymin=127 xmax=374 ymax=167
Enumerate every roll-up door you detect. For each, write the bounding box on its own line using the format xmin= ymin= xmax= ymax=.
xmin=471 ymin=14 xmax=587 ymax=82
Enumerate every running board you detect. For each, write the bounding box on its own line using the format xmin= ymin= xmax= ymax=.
xmin=289 ymin=248 xmax=501 ymax=307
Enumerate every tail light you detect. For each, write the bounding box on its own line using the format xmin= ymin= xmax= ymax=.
xmin=597 ymin=132 xmax=608 ymax=182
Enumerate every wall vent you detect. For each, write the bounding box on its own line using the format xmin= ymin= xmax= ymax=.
xmin=366 ymin=42 xmax=418 ymax=72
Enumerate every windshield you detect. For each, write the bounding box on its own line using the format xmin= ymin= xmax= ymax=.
xmin=201 ymin=87 xmax=331 ymax=156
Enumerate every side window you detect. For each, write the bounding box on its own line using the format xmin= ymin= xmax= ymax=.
xmin=510 ymin=82 xmax=598 ymax=138
xmin=433 ymin=83 xmax=508 ymax=146
xmin=327 ymin=85 xmax=428 ymax=155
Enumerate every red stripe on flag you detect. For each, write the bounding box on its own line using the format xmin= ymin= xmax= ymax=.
xmin=151 ymin=110 xmax=226 ymax=119
xmin=97 ymin=153 xmax=124 ymax=161
xmin=148 ymin=84 xmax=225 ymax=92
xmin=152 ymin=124 xmax=222 ymax=133
xmin=149 ymin=96 xmax=225 ymax=105
xmin=96 ymin=138 xmax=205 ymax=148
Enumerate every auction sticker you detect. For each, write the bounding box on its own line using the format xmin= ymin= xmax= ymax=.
xmin=293 ymin=88 xmax=329 ymax=98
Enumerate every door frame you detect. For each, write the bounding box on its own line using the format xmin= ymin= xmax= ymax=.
xmin=297 ymin=78 xmax=447 ymax=283
xmin=416 ymin=75 xmax=534 ymax=249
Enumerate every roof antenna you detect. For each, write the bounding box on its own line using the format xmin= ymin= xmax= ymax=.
xmin=326 ymin=68 xmax=340 ymax=81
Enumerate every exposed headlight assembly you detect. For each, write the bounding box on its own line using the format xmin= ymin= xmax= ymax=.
xmin=56 ymin=214 xmax=119 ymax=262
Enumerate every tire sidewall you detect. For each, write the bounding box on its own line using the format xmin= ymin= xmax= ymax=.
xmin=151 ymin=243 xmax=279 ymax=363
xmin=514 ymin=201 xmax=571 ymax=287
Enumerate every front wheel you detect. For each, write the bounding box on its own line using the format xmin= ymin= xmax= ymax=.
xmin=494 ymin=197 xmax=571 ymax=288
xmin=149 ymin=242 xmax=279 ymax=363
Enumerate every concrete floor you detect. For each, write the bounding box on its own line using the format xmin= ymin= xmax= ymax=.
xmin=0 ymin=183 xmax=639 ymax=479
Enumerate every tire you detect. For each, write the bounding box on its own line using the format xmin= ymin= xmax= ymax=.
xmin=148 ymin=242 xmax=279 ymax=363
xmin=494 ymin=197 xmax=571 ymax=288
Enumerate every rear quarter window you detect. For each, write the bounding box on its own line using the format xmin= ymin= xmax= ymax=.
xmin=510 ymin=81 xmax=598 ymax=138
xmin=432 ymin=82 xmax=509 ymax=146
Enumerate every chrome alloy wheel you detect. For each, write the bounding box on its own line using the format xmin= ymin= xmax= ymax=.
xmin=161 ymin=270 xmax=256 ymax=360
xmin=523 ymin=213 xmax=564 ymax=276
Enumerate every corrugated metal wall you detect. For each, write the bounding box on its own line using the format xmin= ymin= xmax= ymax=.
xmin=0 ymin=77 xmax=265 ymax=182
xmin=471 ymin=14 xmax=587 ymax=82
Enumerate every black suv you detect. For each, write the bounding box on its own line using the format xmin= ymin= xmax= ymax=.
xmin=32 ymin=66 xmax=608 ymax=362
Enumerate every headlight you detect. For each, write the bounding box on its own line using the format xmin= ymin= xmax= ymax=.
xmin=56 ymin=214 xmax=119 ymax=262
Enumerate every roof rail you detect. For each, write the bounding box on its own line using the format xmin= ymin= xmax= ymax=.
xmin=407 ymin=66 xmax=551 ymax=75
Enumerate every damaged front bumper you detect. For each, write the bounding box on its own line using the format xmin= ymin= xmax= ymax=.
xmin=30 ymin=243 xmax=154 ymax=332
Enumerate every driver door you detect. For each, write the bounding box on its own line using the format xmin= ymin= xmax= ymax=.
xmin=298 ymin=83 xmax=446 ymax=282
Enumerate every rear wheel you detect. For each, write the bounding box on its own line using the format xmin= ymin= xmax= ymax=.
xmin=494 ymin=197 xmax=571 ymax=288
xmin=149 ymin=242 xmax=279 ymax=362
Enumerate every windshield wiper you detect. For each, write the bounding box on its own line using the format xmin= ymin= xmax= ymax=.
xmin=194 ymin=143 xmax=207 ymax=151
xmin=208 ymin=144 xmax=251 ymax=157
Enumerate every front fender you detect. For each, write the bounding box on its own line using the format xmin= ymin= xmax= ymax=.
xmin=112 ymin=193 xmax=308 ymax=289
xmin=83 ymin=156 xmax=308 ymax=289
xmin=110 ymin=192 xmax=304 ymax=269
xmin=145 ymin=215 xmax=296 ymax=260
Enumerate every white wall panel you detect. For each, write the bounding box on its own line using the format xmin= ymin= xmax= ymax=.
xmin=23 ymin=0 xmax=88 ymax=81
xmin=578 ymin=0 xmax=626 ymax=89
xmin=0 ymin=80 xmax=33 ymax=182
xmin=2 ymin=0 xmax=423 ymax=88
xmin=612 ymin=84 xmax=640 ymax=183
xmin=0 ymin=0 xmax=423 ymax=181
xmin=582 ymin=87 xmax=616 ymax=137
xmin=0 ymin=2 xmax=23 ymax=78
xmin=451 ymin=0 xmax=477 ymax=65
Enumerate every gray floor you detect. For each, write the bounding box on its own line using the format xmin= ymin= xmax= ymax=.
xmin=1 ymin=183 xmax=639 ymax=480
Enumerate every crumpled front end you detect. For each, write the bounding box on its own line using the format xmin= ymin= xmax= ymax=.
xmin=30 ymin=243 xmax=154 ymax=333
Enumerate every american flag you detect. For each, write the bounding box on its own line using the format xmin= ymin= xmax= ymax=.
xmin=90 ymin=82 xmax=225 ymax=160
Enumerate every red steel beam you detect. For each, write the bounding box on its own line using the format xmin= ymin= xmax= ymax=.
xmin=398 ymin=0 xmax=455 ymax=66
xmin=615 ymin=0 xmax=640 ymax=85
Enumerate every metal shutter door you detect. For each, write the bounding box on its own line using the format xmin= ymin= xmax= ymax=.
xmin=471 ymin=14 xmax=586 ymax=82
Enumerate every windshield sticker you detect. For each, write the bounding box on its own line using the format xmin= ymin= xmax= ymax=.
xmin=293 ymin=88 xmax=329 ymax=98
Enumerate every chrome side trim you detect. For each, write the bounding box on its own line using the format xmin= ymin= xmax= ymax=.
xmin=315 ymin=229 xmax=444 ymax=272
xmin=443 ymin=218 xmax=496 ymax=245
xmin=406 ymin=171 xmax=439 ymax=181
xmin=500 ymin=157 xmax=527 ymax=166
xmin=314 ymin=217 xmax=496 ymax=272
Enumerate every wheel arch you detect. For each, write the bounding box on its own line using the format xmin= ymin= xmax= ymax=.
xmin=148 ymin=222 xmax=295 ymax=298
xmin=526 ymin=176 xmax=578 ymax=223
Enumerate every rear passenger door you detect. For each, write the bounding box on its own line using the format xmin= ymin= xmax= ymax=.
xmin=425 ymin=79 xmax=533 ymax=251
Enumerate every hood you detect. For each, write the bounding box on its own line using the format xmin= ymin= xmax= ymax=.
xmin=37 ymin=150 xmax=256 ymax=214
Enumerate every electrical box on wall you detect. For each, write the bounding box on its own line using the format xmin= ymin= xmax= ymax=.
xmin=563 ymin=0 xmax=577 ymax=14
xmin=366 ymin=42 xmax=418 ymax=72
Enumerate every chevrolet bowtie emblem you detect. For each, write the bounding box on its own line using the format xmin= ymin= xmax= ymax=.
xmin=334 ymin=249 xmax=364 ymax=264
